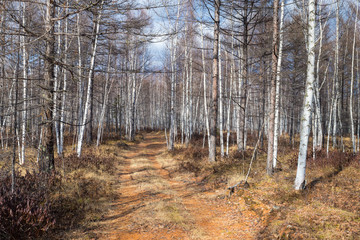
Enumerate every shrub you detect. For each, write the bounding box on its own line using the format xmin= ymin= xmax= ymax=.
xmin=0 ymin=171 xmax=55 ymax=240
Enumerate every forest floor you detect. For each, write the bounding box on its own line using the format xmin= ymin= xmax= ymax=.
xmin=75 ymin=132 xmax=265 ymax=239
xmin=62 ymin=131 xmax=360 ymax=240
xmin=2 ymin=131 xmax=360 ymax=239
xmin=5 ymin=131 xmax=354 ymax=239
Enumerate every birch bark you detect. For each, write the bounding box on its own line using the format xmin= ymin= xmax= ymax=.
xmin=332 ymin=0 xmax=340 ymax=148
xmin=20 ymin=2 xmax=27 ymax=165
xmin=76 ymin=8 xmax=83 ymax=145
xmin=97 ymin=46 xmax=114 ymax=146
xmin=273 ymin=0 xmax=284 ymax=168
xmin=201 ymin=23 xmax=210 ymax=149
xmin=77 ymin=1 xmax=103 ymax=157
xmin=226 ymin=50 xmax=234 ymax=156
xmin=59 ymin=0 xmax=69 ymax=157
xmin=165 ymin=0 xmax=180 ymax=151
xmin=219 ymin=36 xmax=224 ymax=157
xmin=294 ymin=0 xmax=316 ymax=190
xmin=350 ymin=2 xmax=358 ymax=153
xmin=267 ymin=0 xmax=279 ymax=175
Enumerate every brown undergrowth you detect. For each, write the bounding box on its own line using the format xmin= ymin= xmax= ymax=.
xmin=0 ymin=134 xmax=135 ymax=239
xmin=48 ymin=150 xmax=117 ymax=239
xmin=2 ymin=132 xmax=359 ymax=239
xmin=172 ymin=133 xmax=360 ymax=239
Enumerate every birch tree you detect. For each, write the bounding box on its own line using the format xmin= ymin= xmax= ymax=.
xmin=58 ymin=0 xmax=69 ymax=157
xmin=77 ymin=0 xmax=104 ymax=157
xmin=20 ymin=2 xmax=27 ymax=165
xmin=267 ymin=0 xmax=279 ymax=175
xmin=165 ymin=0 xmax=181 ymax=151
xmin=219 ymin=35 xmax=224 ymax=157
xmin=313 ymin=2 xmax=330 ymax=157
xmin=201 ymin=23 xmax=210 ymax=149
xmin=350 ymin=2 xmax=358 ymax=153
xmin=97 ymin=45 xmax=114 ymax=146
xmin=332 ymin=0 xmax=340 ymax=148
xmin=272 ymin=0 xmax=285 ymax=169
xmin=294 ymin=0 xmax=316 ymax=190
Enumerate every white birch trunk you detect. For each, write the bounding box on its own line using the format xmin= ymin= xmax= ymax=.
xmin=201 ymin=23 xmax=210 ymax=149
xmin=189 ymin=45 xmax=193 ymax=139
xmin=77 ymin=1 xmax=103 ymax=157
xmin=184 ymin=26 xmax=189 ymax=146
xmin=313 ymin=4 xmax=329 ymax=153
xmin=76 ymin=8 xmax=83 ymax=144
xmin=273 ymin=0 xmax=285 ymax=168
xmin=326 ymin=88 xmax=334 ymax=157
xmin=59 ymin=0 xmax=68 ymax=156
xmin=237 ymin=46 xmax=243 ymax=151
xmin=181 ymin=69 xmax=185 ymax=144
xmin=130 ymin=47 xmax=138 ymax=141
xmin=294 ymin=0 xmax=316 ymax=190
xmin=350 ymin=2 xmax=358 ymax=153
xmin=166 ymin=0 xmax=180 ymax=150
xmin=54 ymin=7 xmax=61 ymax=155
xmin=20 ymin=2 xmax=27 ymax=165
xmin=97 ymin=47 xmax=113 ymax=147
xmin=226 ymin=50 xmax=234 ymax=156
xmin=219 ymin=35 xmax=224 ymax=157
xmin=332 ymin=0 xmax=340 ymax=147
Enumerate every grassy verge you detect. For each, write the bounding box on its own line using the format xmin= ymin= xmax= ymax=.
xmin=170 ymin=133 xmax=360 ymax=239
xmin=0 ymin=135 xmax=128 ymax=239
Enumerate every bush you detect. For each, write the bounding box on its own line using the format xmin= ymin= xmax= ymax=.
xmin=0 ymin=171 xmax=55 ymax=240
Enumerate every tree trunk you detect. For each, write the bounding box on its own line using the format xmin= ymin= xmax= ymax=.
xmin=219 ymin=35 xmax=224 ymax=157
xmin=332 ymin=0 xmax=340 ymax=148
xmin=226 ymin=49 xmax=234 ymax=156
xmin=20 ymin=2 xmax=27 ymax=165
xmin=77 ymin=1 xmax=103 ymax=157
xmin=12 ymin=50 xmax=20 ymax=193
xmin=59 ymin=0 xmax=69 ymax=157
xmin=39 ymin=0 xmax=56 ymax=173
xmin=167 ymin=0 xmax=180 ymax=151
xmin=267 ymin=0 xmax=279 ymax=175
xmin=273 ymin=0 xmax=284 ymax=169
xmin=294 ymin=0 xmax=316 ymax=190
xmin=54 ymin=6 xmax=61 ymax=155
xmin=350 ymin=2 xmax=358 ymax=153
xmin=97 ymin=46 xmax=113 ymax=146
xmin=76 ymin=8 xmax=83 ymax=148
xmin=209 ymin=0 xmax=220 ymax=162
xmin=201 ymin=23 xmax=210 ymax=149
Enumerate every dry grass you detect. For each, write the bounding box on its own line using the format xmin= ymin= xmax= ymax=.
xmin=2 ymin=131 xmax=359 ymax=239
xmin=0 ymin=135 xmax=127 ymax=239
xmin=171 ymin=133 xmax=360 ymax=239
xmin=133 ymin=199 xmax=191 ymax=231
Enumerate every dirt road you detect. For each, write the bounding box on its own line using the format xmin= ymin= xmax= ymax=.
xmin=94 ymin=133 xmax=262 ymax=239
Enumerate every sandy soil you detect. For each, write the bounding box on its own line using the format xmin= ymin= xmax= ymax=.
xmin=92 ymin=133 xmax=263 ymax=240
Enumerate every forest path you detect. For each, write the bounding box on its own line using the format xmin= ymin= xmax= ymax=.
xmin=94 ymin=132 xmax=261 ymax=239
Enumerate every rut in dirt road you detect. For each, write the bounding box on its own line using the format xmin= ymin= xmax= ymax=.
xmin=95 ymin=133 xmax=263 ymax=240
